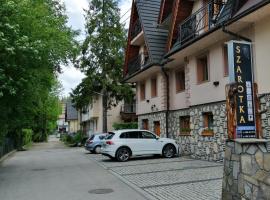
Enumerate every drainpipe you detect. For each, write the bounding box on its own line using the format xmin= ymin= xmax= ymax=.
xmin=160 ymin=58 xmax=174 ymax=138
xmin=222 ymin=25 xmax=251 ymax=42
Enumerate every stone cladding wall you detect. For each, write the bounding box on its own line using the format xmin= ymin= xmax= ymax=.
xmin=169 ymin=101 xmax=227 ymax=162
xmin=222 ymin=140 xmax=270 ymax=199
xmin=260 ymin=94 xmax=270 ymax=150
xmin=138 ymin=112 xmax=167 ymax=137
xmin=137 ymin=93 xmax=270 ymax=162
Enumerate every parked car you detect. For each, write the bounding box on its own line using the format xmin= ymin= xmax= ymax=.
xmin=85 ymin=133 xmax=107 ymax=153
xmin=101 ymin=129 xmax=179 ymax=162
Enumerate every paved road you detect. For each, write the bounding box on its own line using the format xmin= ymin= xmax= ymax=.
xmin=89 ymin=154 xmax=224 ymax=200
xmin=0 ymin=136 xmax=146 ymax=200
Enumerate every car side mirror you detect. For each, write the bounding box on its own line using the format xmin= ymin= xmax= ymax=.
xmin=155 ymin=136 xmax=159 ymax=140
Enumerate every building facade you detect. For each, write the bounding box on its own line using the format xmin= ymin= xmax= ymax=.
xmin=124 ymin=0 xmax=270 ymax=161
xmin=65 ymin=99 xmax=80 ymax=133
xmin=80 ymin=95 xmax=133 ymax=136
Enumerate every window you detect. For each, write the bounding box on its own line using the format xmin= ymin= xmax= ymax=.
xmin=153 ymin=121 xmax=161 ymax=136
xmin=106 ymin=132 xmax=115 ymax=139
xmin=120 ymin=131 xmax=140 ymax=139
xmin=141 ymin=131 xmax=156 ymax=139
xmin=142 ymin=119 xmax=149 ymax=130
xmin=179 ymin=116 xmax=190 ymax=135
xmin=223 ymin=45 xmax=229 ymax=76
xmin=140 ymin=82 xmax=145 ymax=101
xmin=197 ymin=55 xmax=209 ymax=83
xmin=151 ymin=77 xmax=157 ymax=97
xmin=175 ymin=69 xmax=185 ymax=93
xmin=202 ymin=112 xmax=214 ymax=136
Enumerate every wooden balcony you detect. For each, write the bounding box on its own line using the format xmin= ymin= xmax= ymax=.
xmin=126 ymin=53 xmax=149 ymax=77
xmin=178 ymin=0 xmax=232 ymax=46
xmin=130 ymin=19 xmax=142 ymax=40
xmin=120 ymin=104 xmax=137 ymax=122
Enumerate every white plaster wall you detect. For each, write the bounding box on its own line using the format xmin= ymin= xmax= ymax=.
xmin=169 ymin=69 xmax=187 ymax=110
xmin=107 ymin=103 xmax=122 ymax=131
xmin=192 ymin=0 xmax=203 ymax=14
xmin=189 ymin=44 xmax=229 ymax=105
xmin=254 ymin=19 xmax=270 ymax=94
xmin=137 ymin=72 xmax=165 ymax=115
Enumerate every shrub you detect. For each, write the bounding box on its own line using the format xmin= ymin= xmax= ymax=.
xmin=22 ymin=129 xmax=33 ymax=146
xmin=113 ymin=122 xmax=138 ymax=130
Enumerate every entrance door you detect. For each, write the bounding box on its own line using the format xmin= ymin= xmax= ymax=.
xmin=142 ymin=119 xmax=149 ymax=130
xmin=154 ymin=121 xmax=161 ymax=136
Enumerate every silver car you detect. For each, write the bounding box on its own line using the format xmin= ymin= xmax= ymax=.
xmin=85 ymin=133 xmax=107 ymax=153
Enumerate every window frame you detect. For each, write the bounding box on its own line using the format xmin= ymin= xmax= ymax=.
xmin=202 ymin=112 xmax=214 ymax=136
xmin=196 ymin=54 xmax=209 ymax=84
xmin=151 ymin=77 xmax=157 ymax=98
xmin=179 ymin=116 xmax=191 ymax=136
xmin=140 ymin=82 xmax=146 ymax=101
xmin=175 ymin=68 xmax=185 ymax=93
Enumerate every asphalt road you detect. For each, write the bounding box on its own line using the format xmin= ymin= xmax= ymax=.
xmin=0 ymin=136 xmax=146 ymax=200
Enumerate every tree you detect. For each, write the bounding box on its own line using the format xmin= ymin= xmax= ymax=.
xmin=71 ymin=0 xmax=133 ymax=132
xmin=0 ymin=0 xmax=78 ymax=146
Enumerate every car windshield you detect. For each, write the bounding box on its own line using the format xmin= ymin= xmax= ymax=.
xmin=105 ymin=132 xmax=115 ymax=139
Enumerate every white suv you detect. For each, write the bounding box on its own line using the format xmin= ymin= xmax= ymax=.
xmin=101 ymin=129 xmax=179 ymax=162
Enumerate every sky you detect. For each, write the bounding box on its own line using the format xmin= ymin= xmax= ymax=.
xmin=59 ymin=0 xmax=132 ymax=97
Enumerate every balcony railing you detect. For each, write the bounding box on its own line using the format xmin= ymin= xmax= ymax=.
xmin=127 ymin=53 xmax=149 ymax=76
xmin=178 ymin=0 xmax=232 ymax=46
xmin=130 ymin=19 xmax=142 ymax=40
xmin=120 ymin=104 xmax=136 ymax=114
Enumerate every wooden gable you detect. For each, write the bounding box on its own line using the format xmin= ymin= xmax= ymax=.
xmin=166 ymin=0 xmax=193 ymax=51
xmin=123 ymin=0 xmax=140 ymax=76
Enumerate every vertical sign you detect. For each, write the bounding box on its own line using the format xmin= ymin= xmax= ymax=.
xmin=227 ymin=41 xmax=256 ymax=138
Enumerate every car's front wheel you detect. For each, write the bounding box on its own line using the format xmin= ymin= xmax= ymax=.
xmin=162 ymin=144 xmax=176 ymax=158
xmin=116 ymin=147 xmax=130 ymax=162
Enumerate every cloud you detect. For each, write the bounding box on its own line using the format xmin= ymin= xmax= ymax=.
xmin=59 ymin=0 xmax=133 ymax=97
xmin=59 ymin=64 xmax=85 ymax=97
xmin=119 ymin=0 xmax=132 ymax=28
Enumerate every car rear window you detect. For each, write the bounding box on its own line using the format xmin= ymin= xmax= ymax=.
xmin=89 ymin=135 xmax=95 ymax=140
xmin=106 ymin=132 xmax=115 ymax=139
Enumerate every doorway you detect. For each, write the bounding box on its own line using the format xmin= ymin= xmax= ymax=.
xmin=142 ymin=119 xmax=149 ymax=130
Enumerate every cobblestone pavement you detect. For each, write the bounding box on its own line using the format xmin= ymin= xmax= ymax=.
xmin=87 ymin=153 xmax=224 ymax=200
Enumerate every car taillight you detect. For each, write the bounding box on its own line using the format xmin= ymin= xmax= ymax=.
xmin=106 ymin=141 xmax=114 ymax=145
xmin=87 ymin=140 xmax=93 ymax=144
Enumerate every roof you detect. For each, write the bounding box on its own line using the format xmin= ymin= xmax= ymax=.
xmin=66 ymin=99 xmax=78 ymax=120
xmin=135 ymin=0 xmax=168 ymax=63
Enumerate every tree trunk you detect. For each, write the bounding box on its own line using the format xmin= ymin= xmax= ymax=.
xmin=102 ymin=94 xmax=108 ymax=133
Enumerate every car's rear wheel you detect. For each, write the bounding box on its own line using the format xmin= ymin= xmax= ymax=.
xmin=162 ymin=144 xmax=176 ymax=158
xmin=94 ymin=146 xmax=101 ymax=154
xmin=116 ymin=147 xmax=130 ymax=162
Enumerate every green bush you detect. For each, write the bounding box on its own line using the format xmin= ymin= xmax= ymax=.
xmin=22 ymin=129 xmax=33 ymax=146
xmin=113 ymin=122 xmax=138 ymax=130
xmin=62 ymin=131 xmax=83 ymax=146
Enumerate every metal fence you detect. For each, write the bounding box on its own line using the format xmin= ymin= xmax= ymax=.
xmin=0 ymin=138 xmax=15 ymax=159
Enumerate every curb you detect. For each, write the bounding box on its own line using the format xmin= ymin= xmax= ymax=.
xmin=0 ymin=150 xmax=17 ymax=164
